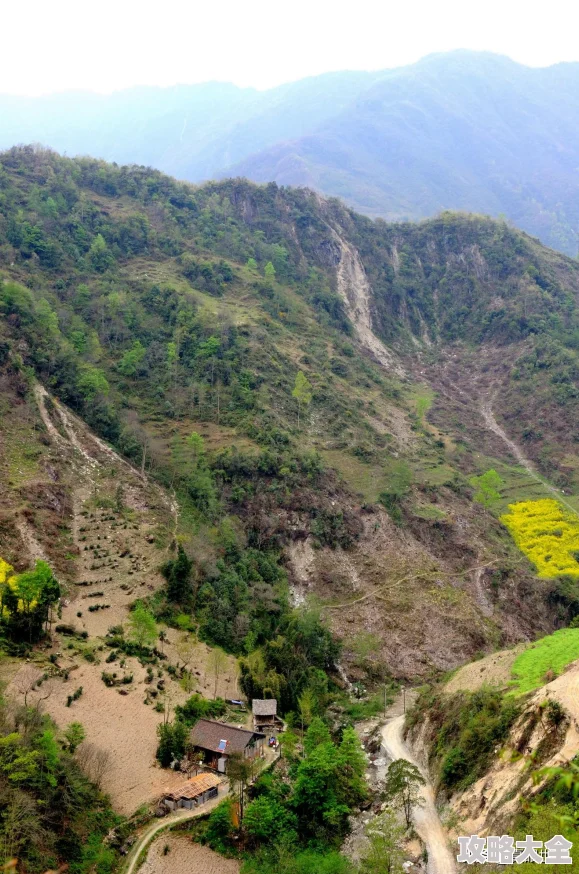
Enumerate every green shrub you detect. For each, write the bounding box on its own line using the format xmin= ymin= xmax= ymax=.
xmin=440 ymin=746 xmax=469 ymax=786
xmin=175 ymin=693 xmax=227 ymax=725
xmin=156 ymin=720 xmax=188 ymax=767
xmin=204 ymin=798 xmax=236 ymax=853
xmin=410 ymin=686 xmax=520 ymax=793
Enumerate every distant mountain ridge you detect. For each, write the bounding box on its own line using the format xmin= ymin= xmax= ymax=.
xmin=3 ymin=51 xmax=579 ymax=253
xmin=0 ymin=71 xmax=380 ymax=183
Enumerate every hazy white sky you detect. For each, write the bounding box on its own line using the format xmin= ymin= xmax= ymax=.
xmin=4 ymin=0 xmax=579 ymax=95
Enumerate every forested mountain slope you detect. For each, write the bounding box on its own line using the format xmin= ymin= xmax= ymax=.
xmin=3 ymin=53 xmax=579 ymax=252
xmin=1 ymin=146 xmax=579 ymax=682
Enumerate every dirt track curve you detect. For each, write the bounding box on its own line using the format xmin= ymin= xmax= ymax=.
xmin=382 ymin=715 xmax=456 ymax=874
xmin=124 ymin=789 xmax=226 ymax=874
xmin=481 ymin=388 xmax=579 ymax=519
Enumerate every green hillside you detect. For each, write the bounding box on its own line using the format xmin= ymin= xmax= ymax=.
xmin=2 ymin=145 xmax=579 ymax=661
xmin=510 ymin=628 xmax=579 ymax=694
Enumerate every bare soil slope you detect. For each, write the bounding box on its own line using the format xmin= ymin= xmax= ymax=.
xmin=4 ymin=379 xmax=240 ymax=814
xmin=140 ymin=835 xmax=240 ymax=874
xmin=287 ymin=501 xmax=550 ymax=678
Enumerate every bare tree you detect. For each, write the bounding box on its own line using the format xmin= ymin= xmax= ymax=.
xmin=76 ymin=742 xmax=111 ymax=790
xmin=2 ymin=789 xmax=44 ymax=862
xmin=122 ymin=411 xmax=152 ymax=479
xmin=158 ymin=685 xmax=177 ymax=726
xmin=207 ymin=647 xmax=228 ymax=700
xmin=13 ymin=667 xmax=54 ymax=710
xmin=176 ymin=633 xmax=198 ymax=693
xmin=14 ymin=671 xmax=38 ymax=709
xmin=140 ymin=430 xmax=151 ymax=477
xmin=227 ymin=753 xmax=254 ymax=826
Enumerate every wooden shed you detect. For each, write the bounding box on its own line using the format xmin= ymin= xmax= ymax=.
xmin=161 ymin=771 xmax=222 ymax=811
xmin=252 ymin=699 xmax=283 ymax=732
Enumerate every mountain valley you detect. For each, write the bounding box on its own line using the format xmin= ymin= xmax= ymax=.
xmin=1 ymin=146 xmax=579 ymax=871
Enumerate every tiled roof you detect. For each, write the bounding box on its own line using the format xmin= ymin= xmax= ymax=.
xmin=189 ymin=718 xmax=265 ymax=754
xmin=163 ymin=771 xmax=221 ymax=800
xmin=252 ymin=699 xmax=277 ymax=716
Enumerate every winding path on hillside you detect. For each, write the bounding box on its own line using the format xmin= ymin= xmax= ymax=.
xmin=481 ymin=388 xmax=579 ymax=519
xmin=381 ymin=714 xmax=456 ymax=874
xmin=435 ymin=365 xmax=579 ymax=518
xmin=480 ymin=390 xmax=534 ymax=474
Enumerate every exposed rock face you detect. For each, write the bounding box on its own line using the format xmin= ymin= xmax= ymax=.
xmin=410 ymin=660 xmax=579 ymax=839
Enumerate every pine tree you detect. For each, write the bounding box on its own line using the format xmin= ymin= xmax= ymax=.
xmin=165 ymin=545 xmax=193 ymax=602
xmin=383 ymin=758 xmax=425 ymax=828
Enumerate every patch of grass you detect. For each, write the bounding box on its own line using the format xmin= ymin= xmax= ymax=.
xmin=406 ymin=384 xmax=434 ymax=425
xmin=469 ymin=456 xmax=579 ymax=517
xmin=427 ymin=585 xmax=466 ymax=607
xmin=413 ymin=461 xmax=457 ymax=487
xmin=501 ymin=499 xmax=579 ymax=579
xmin=172 ymin=418 xmax=260 ymax=455
xmin=5 ymin=427 xmax=45 ymax=487
xmin=563 ymin=492 xmax=579 ymax=515
xmin=510 ymin=628 xmax=579 ymax=694
xmin=321 ymin=450 xmax=389 ymax=502
xmin=341 ymin=690 xmax=394 ymax=721
xmin=413 ymin=503 xmax=447 ymax=520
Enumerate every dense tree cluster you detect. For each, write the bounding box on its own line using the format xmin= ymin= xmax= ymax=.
xmin=239 ymin=612 xmax=339 ymax=714
xmin=0 ymin=697 xmax=119 ymax=874
xmin=204 ymin=717 xmax=367 ymax=866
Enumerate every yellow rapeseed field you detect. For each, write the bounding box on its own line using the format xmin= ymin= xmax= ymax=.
xmin=501 ymin=499 xmax=579 ymax=579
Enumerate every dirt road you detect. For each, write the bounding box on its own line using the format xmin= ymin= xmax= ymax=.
xmin=124 ymin=789 xmax=226 ymax=874
xmin=480 ymin=392 xmax=534 ymax=474
xmin=481 ymin=390 xmax=579 ymax=519
xmin=382 ymin=715 xmax=456 ymax=874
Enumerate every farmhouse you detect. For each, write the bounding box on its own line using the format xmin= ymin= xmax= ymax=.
xmin=189 ymin=718 xmax=266 ymax=773
xmin=252 ymin=698 xmax=283 ymax=732
xmin=161 ymin=772 xmax=222 ymax=811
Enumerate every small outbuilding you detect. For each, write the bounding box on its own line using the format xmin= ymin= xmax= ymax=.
xmin=252 ymin=699 xmax=283 ymax=732
xmin=189 ymin=718 xmax=266 ymax=773
xmin=161 ymin=772 xmax=222 ymax=811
